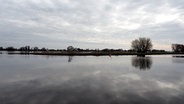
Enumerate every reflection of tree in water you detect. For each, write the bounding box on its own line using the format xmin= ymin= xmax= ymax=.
xmin=68 ymin=56 xmax=73 ymax=62
xmin=132 ymin=57 xmax=153 ymax=70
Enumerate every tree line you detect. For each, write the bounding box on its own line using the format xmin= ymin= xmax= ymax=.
xmin=0 ymin=46 xmax=68 ymax=52
xmin=2 ymin=37 xmax=182 ymax=53
xmin=0 ymin=46 xmax=166 ymax=53
xmin=0 ymin=46 xmax=131 ymax=52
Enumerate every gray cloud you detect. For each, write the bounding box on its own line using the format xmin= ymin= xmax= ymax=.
xmin=0 ymin=0 xmax=184 ymax=50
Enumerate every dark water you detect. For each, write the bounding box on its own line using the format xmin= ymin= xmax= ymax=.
xmin=0 ymin=54 xmax=184 ymax=104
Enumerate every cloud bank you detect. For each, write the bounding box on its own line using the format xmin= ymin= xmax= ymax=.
xmin=0 ymin=0 xmax=184 ymax=50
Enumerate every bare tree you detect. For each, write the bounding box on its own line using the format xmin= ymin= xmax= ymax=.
xmin=67 ymin=46 xmax=74 ymax=53
xmin=172 ymin=44 xmax=184 ymax=52
xmin=131 ymin=37 xmax=153 ymax=53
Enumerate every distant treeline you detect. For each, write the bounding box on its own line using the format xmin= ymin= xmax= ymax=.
xmin=1 ymin=38 xmax=184 ymax=56
xmin=0 ymin=45 xmax=166 ymax=53
xmin=172 ymin=44 xmax=184 ymax=52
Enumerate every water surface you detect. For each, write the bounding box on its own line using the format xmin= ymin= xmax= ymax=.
xmin=0 ymin=54 xmax=184 ymax=104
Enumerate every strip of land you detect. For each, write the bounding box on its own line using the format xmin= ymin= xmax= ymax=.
xmin=6 ymin=51 xmax=184 ymax=56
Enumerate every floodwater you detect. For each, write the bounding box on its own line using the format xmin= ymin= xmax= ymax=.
xmin=0 ymin=54 xmax=184 ymax=104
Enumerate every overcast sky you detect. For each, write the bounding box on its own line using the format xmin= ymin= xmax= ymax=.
xmin=0 ymin=0 xmax=184 ymax=50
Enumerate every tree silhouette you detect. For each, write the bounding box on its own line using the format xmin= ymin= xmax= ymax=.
xmin=131 ymin=37 xmax=153 ymax=53
xmin=6 ymin=47 xmax=16 ymax=51
xmin=67 ymin=46 xmax=74 ymax=53
xmin=0 ymin=47 xmax=3 ymax=50
xmin=172 ymin=44 xmax=184 ymax=52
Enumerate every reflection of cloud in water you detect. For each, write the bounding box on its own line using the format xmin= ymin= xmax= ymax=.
xmin=0 ymin=75 xmax=184 ymax=104
xmin=1 ymin=55 xmax=184 ymax=104
xmin=172 ymin=58 xmax=184 ymax=64
xmin=132 ymin=57 xmax=153 ymax=70
xmin=156 ymin=80 xmax=178 ymax=89
xmin=118 ymin=73 xmax=141 ymax=81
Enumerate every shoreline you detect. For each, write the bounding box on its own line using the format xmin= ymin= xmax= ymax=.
xmin=4 ymin=51 xmax=184 ymax=56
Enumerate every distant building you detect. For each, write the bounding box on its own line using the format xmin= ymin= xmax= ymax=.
xmin=172 ymin=44 xmax=184 ymax=52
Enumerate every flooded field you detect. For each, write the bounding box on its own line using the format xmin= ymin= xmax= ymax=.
xmin=0 ymin=54 xmax=184 ymax=104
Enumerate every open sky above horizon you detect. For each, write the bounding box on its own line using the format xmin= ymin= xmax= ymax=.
xmin=0 ymin=0 xmax=184 ymax=50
